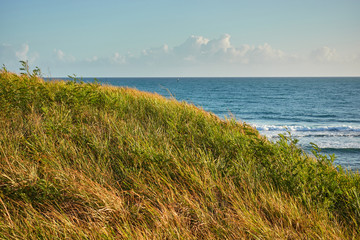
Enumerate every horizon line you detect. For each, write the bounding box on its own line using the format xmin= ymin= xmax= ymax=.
xmin=48 ymin=75 xmax=360 ymax=79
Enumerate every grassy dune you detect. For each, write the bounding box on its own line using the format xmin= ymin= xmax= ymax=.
xmin=0 ymin=68 xmax=360 ymax=239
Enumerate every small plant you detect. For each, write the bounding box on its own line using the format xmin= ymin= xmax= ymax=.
xmin=19 ymin=60 xmax=42 ymax=78
xmin=2 ymin=64 xmax=8 ymax=72
xmin=310 ymin=142 xmax=336 ymax=166
xmin=67 ymin=74 xmax=84 ymax=83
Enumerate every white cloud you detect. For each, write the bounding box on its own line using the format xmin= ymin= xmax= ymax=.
xmin=246 ymin=43 xmax=286 ymax=63
xmin=204 ymin=34 xmax=231 ymax=53
xmin=0 ymin=43 xmax=38 ymax=71
xmin=310 ymin=46 xmax=336 ymax=62
xmin=54 ymin=49 xmax=65 ymax=60
xmin=54 ymin=49 xmax=75 ymax=62
xmin=86 ymin=56 xmax=98 ymax=62
xmin=15 ymin=44 xmax=39 ymax=64
xmin=141 ymin=44 xmax=170 ymax=61
xmin=173 ymin=35 xmax=209 ymax=58
xmin=137 ymin=34 xmax=291 ymax=65
xmin=172 ymin=35 xmax=234 ymax=62
xmin=111 ymin=52 xmax=126 ymax=64
xmin=15 ymin=44 xmax=30 ymax=60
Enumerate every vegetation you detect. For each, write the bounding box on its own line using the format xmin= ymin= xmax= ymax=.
xmin=0 ymin=64 xmax=359 ymax=239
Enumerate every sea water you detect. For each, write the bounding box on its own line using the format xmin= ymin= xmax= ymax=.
xmin=79 ymin=77 xmax=360 ymax=171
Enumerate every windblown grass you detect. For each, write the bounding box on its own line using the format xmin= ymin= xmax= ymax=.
xmin=0 ymin=68 xmax=359 ymax=239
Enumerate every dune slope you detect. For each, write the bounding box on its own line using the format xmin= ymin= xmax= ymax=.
xmin=0 ymin=69 xmax=359 ymax=239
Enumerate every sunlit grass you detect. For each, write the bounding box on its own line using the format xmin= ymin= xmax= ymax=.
xmin=0 ymin=67 xmax=359 ymax=239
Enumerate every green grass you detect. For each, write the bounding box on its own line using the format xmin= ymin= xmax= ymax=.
xmin=0 ymin=68 xmax=360 ymax=239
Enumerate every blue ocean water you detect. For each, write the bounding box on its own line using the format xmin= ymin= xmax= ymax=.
xmin=80 ymin=77 xmax=360 ymax=171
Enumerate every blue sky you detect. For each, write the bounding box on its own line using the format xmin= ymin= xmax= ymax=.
xmin=1 ymin=0 xmax=359 ymax=77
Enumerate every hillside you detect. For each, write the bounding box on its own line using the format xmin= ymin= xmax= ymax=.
xmin=0 ymin=68 xmax=359 ymax=239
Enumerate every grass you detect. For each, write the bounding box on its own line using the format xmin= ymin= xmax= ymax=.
xmin=0 ymin=67 xmax=360 ymax=239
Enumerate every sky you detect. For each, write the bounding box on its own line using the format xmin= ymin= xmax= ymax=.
xmin=1 ymin=0 xmax=360 ymax=77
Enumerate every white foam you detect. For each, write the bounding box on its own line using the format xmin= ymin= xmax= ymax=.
xmin=253 ymin=124 xmax=360 ymax=132
xmin=252 ymin=124 xmax=360 ymax=150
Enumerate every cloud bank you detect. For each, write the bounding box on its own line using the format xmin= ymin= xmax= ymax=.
xmin=1 ymin=34 xmax=359 ymax=77
xmin=130 ymin=34 xmax=291 ymax=66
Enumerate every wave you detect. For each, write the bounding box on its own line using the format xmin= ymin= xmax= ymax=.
xmin=254 ymin=125 xmax=360 ymax=132
xmin=301 ymin=133 xmax=360 ymax=138
xmin=320 ymin=148 xmax=360 ymax=153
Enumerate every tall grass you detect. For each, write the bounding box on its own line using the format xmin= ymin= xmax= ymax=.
xmin=0 ymin=67 xmax=359 ymax=239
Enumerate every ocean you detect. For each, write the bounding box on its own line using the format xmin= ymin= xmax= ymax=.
xmin=78 ymin=77 xmax=360 ymax=171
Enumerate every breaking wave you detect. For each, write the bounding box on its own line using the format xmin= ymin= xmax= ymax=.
xmin=253 ymin=125 xmax=360 ymax=132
